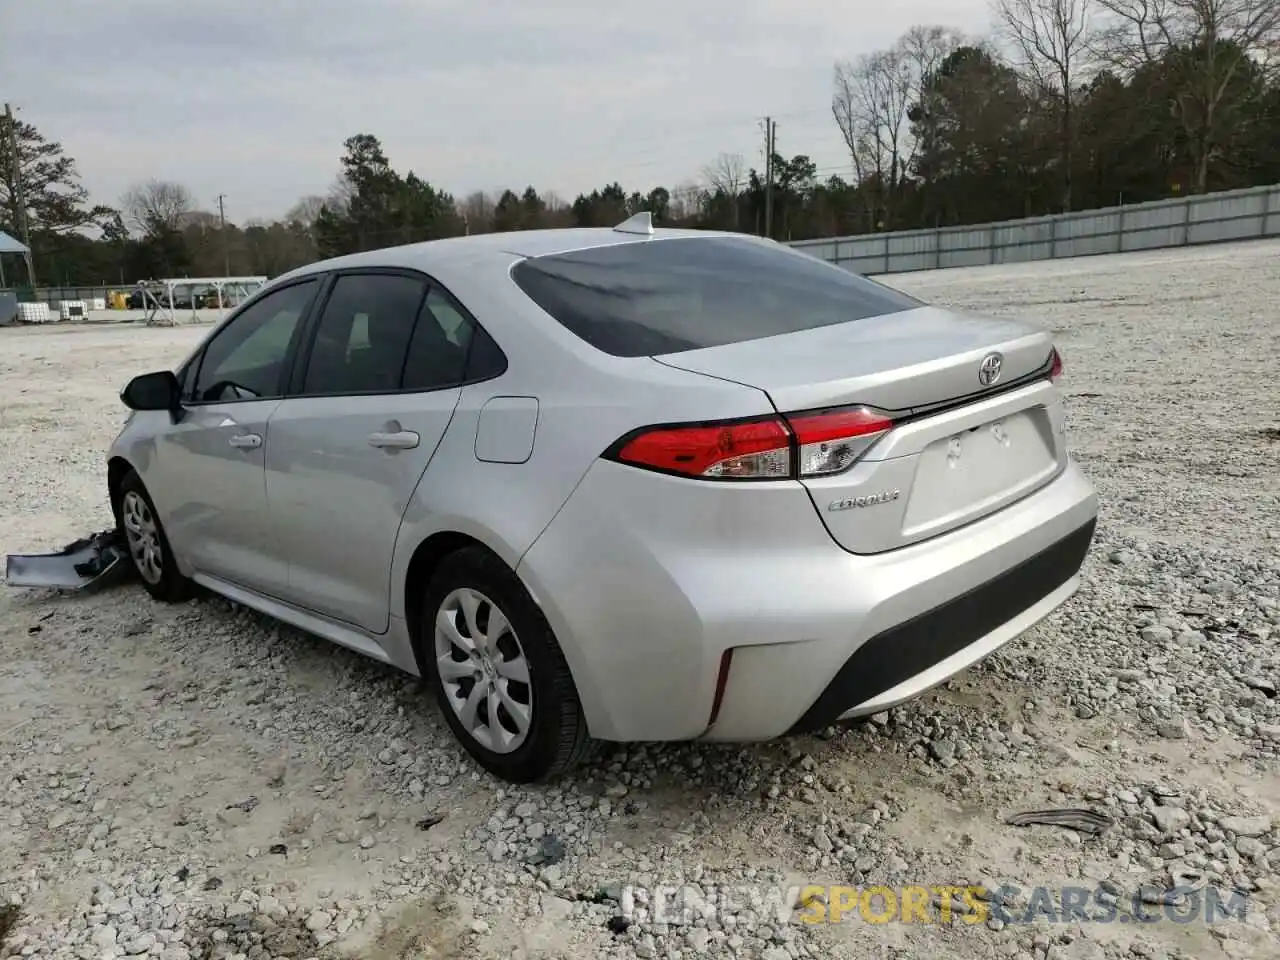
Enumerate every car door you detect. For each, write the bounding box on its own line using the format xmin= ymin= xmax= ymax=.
xmin=264 ymin=270 xmax=499 ymax=633
xmin=153 ymin=277 xmax=320 ymax=596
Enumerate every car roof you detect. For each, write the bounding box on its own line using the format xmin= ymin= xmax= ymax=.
xmin=272 ymin=226 xmax=760 ymax=285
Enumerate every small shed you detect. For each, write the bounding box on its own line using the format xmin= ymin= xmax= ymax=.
xmin=0 ymin=229 xmax=30 ymax=286
xmin=0 ymin=231 xmax=31 ymax=325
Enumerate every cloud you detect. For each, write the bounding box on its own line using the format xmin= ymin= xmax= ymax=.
xmin=6 ymin=0 xmax=991 ymax=221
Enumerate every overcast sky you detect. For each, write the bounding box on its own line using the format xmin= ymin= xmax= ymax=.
xmin=5 ymin=0 xmax=993 ymax=224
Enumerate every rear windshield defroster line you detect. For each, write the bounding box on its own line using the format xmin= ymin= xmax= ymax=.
xmin=509 ymin=236 xmax=922 ymax=358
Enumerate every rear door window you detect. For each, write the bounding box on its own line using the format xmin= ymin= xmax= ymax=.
xmin=509 ymin=236 xmax=922 ymax=358
xmin=301 ymin=273 xmax=427 ymax=396
xmin=400 ymin=286 xmax=507 ymax=391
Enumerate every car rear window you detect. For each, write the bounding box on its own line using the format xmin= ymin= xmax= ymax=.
xmin=509 ymin=236 xmax=922 ymax=358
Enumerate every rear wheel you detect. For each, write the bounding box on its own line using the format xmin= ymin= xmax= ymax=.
xmin=119 ymin=470 xmax=193 ymax=603
xmin=421 ymin=547 xmax=594 ymax=783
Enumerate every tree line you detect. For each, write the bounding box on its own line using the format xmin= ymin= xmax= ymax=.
xmin=2 ymin=0 xmax=1277 ymax=287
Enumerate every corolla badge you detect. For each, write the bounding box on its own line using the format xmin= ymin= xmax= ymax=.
xmin=828 ymin=489 xmax=901 ymax=511
xmin=978 ymin=352 xmax=1003 ymax=386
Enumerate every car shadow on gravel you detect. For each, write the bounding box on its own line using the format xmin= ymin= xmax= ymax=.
xmin=5 ymin=580 xmax=935 ymax=808
xmin=3 ymin=579 xmax=1020 ymax=892
xmin=0 ymin=905 xmax=19 ymax=954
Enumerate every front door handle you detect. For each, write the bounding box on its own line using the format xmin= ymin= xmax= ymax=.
xmin=228 ymin=433 xmax=262 ymax=449
xmin=367 ymin=430 xmax=420 ymax=450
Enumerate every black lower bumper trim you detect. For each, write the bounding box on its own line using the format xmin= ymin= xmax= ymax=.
xmin=786 ymin=517 xmax=1096 ymax=735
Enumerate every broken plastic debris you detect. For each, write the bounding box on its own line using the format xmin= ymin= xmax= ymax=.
xmin=4 ymin=529 xmax=132 ymax=590
xmin=1005 ymin=807 xmax=1114 ymax=836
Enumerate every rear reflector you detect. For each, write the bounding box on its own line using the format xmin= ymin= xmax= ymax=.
xmin=1049 ymin=347 xmax=1063 ymax=383
xmin=607 ymin=405 xmax=894 ymax=481
xmin=707 ymin=649 xmax=734 ymax=727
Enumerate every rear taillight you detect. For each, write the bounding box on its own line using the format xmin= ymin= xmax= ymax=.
xmin=1049 ymin=347 xmax=1063 ymax=383
xmin=785 ymin=407 xmax=894 ymax=477
xmin=607 ymin=405 xmax=894 ymax=481
xmin=613 ymin=417 xmax=791 ymax=479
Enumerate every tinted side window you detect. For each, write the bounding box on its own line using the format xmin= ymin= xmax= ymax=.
xmin=465 ymin=324 xmax=506 ymax=381
xmin=302 ymin=274 xmax=427 ymax=396
xmin=193 ymin=280 xmax=317 ymax=402
xmin=510 ymin=236 xmax=923 ymax=358
xmin=402 ymin=287 xmax=488 ymax=391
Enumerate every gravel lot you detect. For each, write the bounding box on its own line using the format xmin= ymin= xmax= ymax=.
xmin=3 ymin=239 xmax=1279 ymax=960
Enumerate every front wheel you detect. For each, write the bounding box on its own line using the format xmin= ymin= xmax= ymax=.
xmin=421 ymin=547 xmax=595 ymax=783
xmin=118 ymin=470 xmax=193 ymax=603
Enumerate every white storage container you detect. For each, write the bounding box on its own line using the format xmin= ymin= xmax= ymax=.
xmin=58 ymin=300 xmax=88 ymax=321
xmin=16 ymin=302 xmax=53 ymax=323
xmin=89 ymin=297 xmax=107 ymax=311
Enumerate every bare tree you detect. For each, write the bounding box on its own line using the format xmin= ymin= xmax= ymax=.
xmin=896 ymin=26 xmax=967 ymax=188
xmin=703 ymin=152 xmax=746 ymax=196
xmin=121 ymin=179 xmax=194 ymax=236
xmin=832 ymin=50 xmax=913 ymax=228
xmin=1095 ymin=0 xmax=1280 ymax=192
xmin=323 ymin=174 xmax=356 ymax=215
xmin=458 ymin=190 xmax=494 ymax=234
xmin=1091 ymin=0 xmax=1178 ymax=65
xmin=181 ymin=210 xmax=221 ymax=231
xmin=701 ymin=153 xmax=745 ymax=227
xmin=832 ymin=26 xmax=965 ymax=229
xmin=541 ymin=190 xmax=568 ymax=212
xmin=285 ymin=195 xmax=326 ymax=226
xmin=995 ymin=0 xmax=1096 ymax=210
xmin=667 ymin=181 xmax=706 ymax=221
xmin=539 ymin=190 xmax=575 ymax=226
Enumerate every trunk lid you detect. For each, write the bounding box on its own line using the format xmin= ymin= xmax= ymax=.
xmin=654 ymin=306 xmax=1066 ymax=554
xmin=653 ymin=306 xmax=1052 ymax=414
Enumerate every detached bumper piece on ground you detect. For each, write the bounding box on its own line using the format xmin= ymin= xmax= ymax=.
xmin=4 ymin=529 xmax=133 ymax=591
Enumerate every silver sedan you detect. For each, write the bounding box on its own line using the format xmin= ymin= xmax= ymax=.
xmin=106 ymin=215 xmax=1098 ymax=783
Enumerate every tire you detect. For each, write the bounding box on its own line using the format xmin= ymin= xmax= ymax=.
xmin=420 ymin=546 xmax=595 ymax=783
xmin=118 ymin=470 xmax=194 ymax=603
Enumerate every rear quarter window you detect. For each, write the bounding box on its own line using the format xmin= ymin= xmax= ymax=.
xmin=509 ymin=236 xmax=921 ymax=358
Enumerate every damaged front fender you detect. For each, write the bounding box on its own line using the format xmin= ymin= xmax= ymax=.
xmin=4 ymin=529 xmax=134 ymax=591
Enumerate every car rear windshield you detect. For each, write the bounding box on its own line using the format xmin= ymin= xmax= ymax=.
xmin=509 ymin=236 xmax=922 ymax=358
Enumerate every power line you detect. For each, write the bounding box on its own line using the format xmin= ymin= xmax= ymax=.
xmin=459 ymin=109 xmax=846 ymax=193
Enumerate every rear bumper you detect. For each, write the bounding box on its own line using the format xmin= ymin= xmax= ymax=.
xmin=785 ymin=517 xmax=1094 ymax=734
xmin=517 ymin=457 xmax=1098 ymax=744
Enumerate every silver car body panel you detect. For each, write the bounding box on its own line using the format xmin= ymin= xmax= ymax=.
xmin=263 ymin=388 xmax=462 ymax=633
xmin=653 ymin=304 xmax=1053 ymax=413
xmin=126 ymin=400 xmax=290 ymax=597
xmin=107 ymin=226 xmax=1098 ymax=745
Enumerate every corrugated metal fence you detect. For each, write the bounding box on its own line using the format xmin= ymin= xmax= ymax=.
xmin=33 ymin=285 xmax=119 ymax=303
xmin=789 ymin=182 xmax=1280 ymax=275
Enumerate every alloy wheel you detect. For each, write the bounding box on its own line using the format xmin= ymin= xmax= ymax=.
xmin=433 ymin=587 xmax=533 ymax=754
xmin=121 ymin=490 xmax=163 ymax=585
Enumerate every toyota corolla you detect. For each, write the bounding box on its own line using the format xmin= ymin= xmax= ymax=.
xmin=104 ymin=215 xmax=1098 ymax=783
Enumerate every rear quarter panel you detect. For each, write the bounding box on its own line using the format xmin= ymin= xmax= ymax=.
xmin=385 ymin=335 xmax=777 ymax=619
xmin=385 ymin=266 xmax=777 ymax=731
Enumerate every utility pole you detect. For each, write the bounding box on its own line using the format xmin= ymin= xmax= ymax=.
xmin=763 ymin=117 xmax=777 ymax=240
xmin=217 ymin=193 xmax=230 ymax=276
xmin=4 ymin=102 xmax=36 ymax=286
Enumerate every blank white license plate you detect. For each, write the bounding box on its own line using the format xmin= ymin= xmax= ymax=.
xmin=902 ymin=410 xmax=1056 ymax=532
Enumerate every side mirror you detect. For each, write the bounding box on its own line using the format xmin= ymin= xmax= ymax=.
xmin=121 ymin=370 xmax=181 ymax=411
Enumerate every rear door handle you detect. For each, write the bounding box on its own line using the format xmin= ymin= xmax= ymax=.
xmin=228 ymin=433 xmax=262 ymax=449
xmin=367 ymin=430 xmax=420 ymax=450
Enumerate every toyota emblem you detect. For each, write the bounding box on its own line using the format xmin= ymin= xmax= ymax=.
xmin=978 ymin=353 xmax=1003 ymax=386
